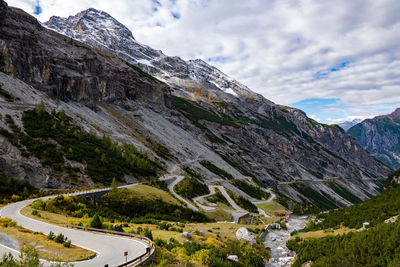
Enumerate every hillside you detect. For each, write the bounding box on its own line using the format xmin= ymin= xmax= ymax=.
xmin=0 ymin=0 xmax=390 ymax=208
xmin=348 ymin=108 xmax=400 ymax=169
xmin=288 ymin=169 xmax=400 ymax=266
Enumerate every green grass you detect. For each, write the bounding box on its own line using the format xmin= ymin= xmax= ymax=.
xmin=204 ymin=208 xmax=232 ymax=221
xmin=127 ymin=184 xmax=182 ymax=206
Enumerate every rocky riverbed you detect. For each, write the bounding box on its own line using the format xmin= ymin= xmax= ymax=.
xmin=263 ymin=216 xmax=308 ymax=267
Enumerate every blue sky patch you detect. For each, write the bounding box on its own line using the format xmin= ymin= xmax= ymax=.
xmin=33 ymin=3 xmax=42 ymax=15
xmin=153 ymin=0 xmax=162 ymax=6
xmin=171 ymin=12 xmax=180 ymax=19
xmin=292 ymin=98 xmax=346 ymax=122
xmin=207 ymin=56 xmax=230 ymax=63
xmin=314 ymin=60 xmax=350 ymax=80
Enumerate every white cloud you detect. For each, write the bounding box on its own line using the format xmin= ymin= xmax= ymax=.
xmin=6 ymin=0 xmax=400 ymax=120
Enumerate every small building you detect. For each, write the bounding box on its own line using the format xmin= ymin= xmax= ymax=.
xmin=274 ymin=211 xmax=293 ymax=217
xmin=362 ymin=222 xmax=370 ymax=228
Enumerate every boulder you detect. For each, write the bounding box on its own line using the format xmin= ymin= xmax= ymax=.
xmin=235 ymin=227 xmax=257 ymax=246
xmin=227 ymin=255 xmax=239 ymax=262
xmin=182 ymin=232 xmax=192 ymax=240
xmin=197 ymin=231 xmax=205 ymax=237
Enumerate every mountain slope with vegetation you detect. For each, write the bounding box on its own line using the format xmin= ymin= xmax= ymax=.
xmin=289 ymin=169 xmax=400 ymax=266
xmin=348 ymin=108 xmax=400 ymax=169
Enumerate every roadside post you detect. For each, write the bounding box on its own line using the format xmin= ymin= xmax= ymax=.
xmin=124 ymin=251 xmax=128 ymax=263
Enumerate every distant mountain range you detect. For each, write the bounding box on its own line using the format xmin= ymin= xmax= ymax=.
xmin=338 ymin=119 xmax=363 ymax=132
xmin=0 ymin=0 xmax=390 ymax=209
xmin=348 ymin=108 xmax=400 ymax=170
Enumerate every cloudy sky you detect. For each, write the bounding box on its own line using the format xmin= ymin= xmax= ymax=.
xmin=7 ymin=0 xmax=400 ymax=123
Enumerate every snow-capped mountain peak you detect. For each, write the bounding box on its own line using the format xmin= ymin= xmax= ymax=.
xmin=338 ymin=118 xmax=363 ymax=132
xmin=44 ymin=9 xmax=263 ymax=104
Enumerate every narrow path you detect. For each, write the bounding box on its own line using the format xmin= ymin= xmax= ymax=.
xmin=0 ymin=184 xmax=149 ymax=267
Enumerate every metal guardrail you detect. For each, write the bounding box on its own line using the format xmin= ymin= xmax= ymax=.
xmin=64 ymin=224 xmax=155 ymax=266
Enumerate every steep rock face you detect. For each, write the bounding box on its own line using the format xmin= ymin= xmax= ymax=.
xmin=348 ymin=108 xmax=400 ymax=169
xmin=0 ymin=2 xmax=170 ymax=110
xmin=0 ymin=1 xmax=391 ymax=207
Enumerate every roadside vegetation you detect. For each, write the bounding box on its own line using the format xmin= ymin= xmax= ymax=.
xmin=207 ymin=188 xmax=230 ymax=206
xmin=0 ymin=218 xmax=95 ymax=262
xmin=174 ymin=177 xmax=210 ymax=199
xmin=19 ymin=183 xmax=277 ymax=266
xmin=230 ymin=179 xmax=270 ymax=200
xmin=30 ymin=188 xmax=209 ymax=225
xmin=1 ymin=246 xmax=73 ymax=266
xmin=0 ymin=171 xmax=36 ymax=203
xmin=0 ymin=171 xmax=64 ymax=205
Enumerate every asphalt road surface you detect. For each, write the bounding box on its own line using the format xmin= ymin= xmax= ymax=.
xmin=0 ymin=191 xmax=148 ymax=267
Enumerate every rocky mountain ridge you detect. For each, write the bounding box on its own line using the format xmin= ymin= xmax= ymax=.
xmin=348 ymin=108 xmax=400 ymax=170
xmin=44 ymin=8 xmax=263 ymax=103
xmin=0 ymin=0 xmax=390 ymax=209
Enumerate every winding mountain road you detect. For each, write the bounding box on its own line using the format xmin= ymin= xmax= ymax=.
xmin=159 ymin=175 xmax=199 ymax=211
xmin=252 ymin=188 xmax=276 ymax=205
xmin=213 ymin=186 xmax=246 ymax=213
xmin=192 ymin=185 xmax=218 ymax=211
xmin=0 ymin=186 xmax=150 ymax=267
